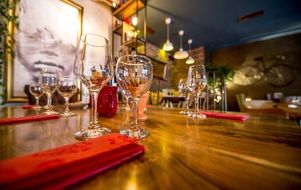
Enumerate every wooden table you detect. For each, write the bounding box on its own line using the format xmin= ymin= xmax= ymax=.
xmin=1 ymin=105 xmax=301 ymax=189
xmin=277 ymin=103 xmax=301 ymax=126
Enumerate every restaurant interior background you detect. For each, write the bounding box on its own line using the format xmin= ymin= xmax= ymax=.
xmin=1 ymin=1 xmax=301 ymax=189
xmin=1 ymin=0 xmax=301 ymax=112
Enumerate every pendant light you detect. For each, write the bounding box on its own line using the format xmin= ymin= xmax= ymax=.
xmin=186 ymin=39 xmax=195 ymax=64
xmin=174 ymin=30 xmax=189 ymax=59
xmin=163 ymin=18 xmax=174 ymax=51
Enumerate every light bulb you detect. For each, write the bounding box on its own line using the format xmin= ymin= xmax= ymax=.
xmin=131 ymin=16 xmax=138 ymax=26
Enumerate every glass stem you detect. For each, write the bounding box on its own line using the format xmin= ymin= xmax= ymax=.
xmin=35 ymin=97 xmax=39 ymax=106
xmin=194 ymin=94 xmax=199 ymax=114
xmin=186 ymin=94 xmax=190 ymax=111
xmin=64 ymin=97 xmax=70 ymax=113
xmin=90 ymin=91 xmax=99 ymax=128
xmin=47 ymin=93 xmax=53 ymax=111
xmin=131 ymin=97 xmax=139 ymax=127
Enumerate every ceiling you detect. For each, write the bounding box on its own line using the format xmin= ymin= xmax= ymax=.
xmin=144 ymin=0 xmax=301 ymax=52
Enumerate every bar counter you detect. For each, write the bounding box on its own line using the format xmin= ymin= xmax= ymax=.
xmin=0 ymin=105 xmax=301 ymax=189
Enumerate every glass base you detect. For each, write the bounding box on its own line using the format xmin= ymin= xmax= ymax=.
xmin=43 ymin=110 xmax=59 ymax=115
xmin=75 ymin=127 xmax=111 ymax=141
xmin=32 ymin=105 xmax=42 ymax=110
xmin=189 ymin=112 xmax=207 ymax=119
xmin=180 ymin=110 xmax=193 ymax=115
xmin=43 ymin=105 xmax=51 ymax=110
xmin=60 ymin=111 xmax=76 ymax=117
xmin=120 ymin=126 xmax=149 ymax=139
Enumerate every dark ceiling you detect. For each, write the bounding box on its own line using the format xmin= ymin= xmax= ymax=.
xmin=144 ymin=0 xmax=301 ymax=52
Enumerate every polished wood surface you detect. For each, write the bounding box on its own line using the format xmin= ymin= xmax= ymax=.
xmin=1 ymin=105 xmax=301 ymax=189
xmin=278 ymin=103 xmax=301 ymax=115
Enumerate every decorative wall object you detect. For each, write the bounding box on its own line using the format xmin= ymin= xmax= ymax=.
xmin=0 ymin=0 xmax=20 ymax=104
xmin=190 ymin=46 xmax=205 ymax=64
xmin=6 ymin=0 xmax=83 ymax=102
xmin=212 ymin=33 xmax=301 ymax=111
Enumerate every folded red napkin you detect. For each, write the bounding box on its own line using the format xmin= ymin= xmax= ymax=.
xmin=201 ymin=111 xmax=249 ymax=121
xmin=0 ymin=133 xmax=144 ymax=189
xmin=22 ymin=105 xmax=34 ymax=109
xmin=0 ymin=114 xmax=60 ymax=125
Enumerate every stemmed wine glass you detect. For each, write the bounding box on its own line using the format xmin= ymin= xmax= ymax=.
xmin=29 ymin=83 xmax=44 ymax=110
xmin=187 ymin=64 xmax=207 ymax=118
xmin=178 ymin=79 xmax=191 ymax=115
xmin=116 ymin=55 xmax=153 ymax=139
xmin=57 ymin=76 xmax=78 ymax=117
xmin=39 ymin=68 xmax=59 ymax=115
xmin=73 ymin=33 xmax=112 ymax=140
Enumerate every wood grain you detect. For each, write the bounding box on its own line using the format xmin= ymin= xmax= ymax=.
xmin=0 ymin=105 xmax=301 ymax=189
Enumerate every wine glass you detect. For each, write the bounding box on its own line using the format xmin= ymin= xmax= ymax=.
xmin=187 ymin=64 xmax=207 ymax=118
xmin=178 ymin=79 xmax=191 ymax=115
xmin=57 ymin=76 xmax=78 ymax=117
xmin=73 ymin=33 xmax=112 ymax=140
xmin=39 ymin=68 xmax=59 ymax=115
xmin=29 ymin=83 xmax=44 ymax=110
xmin=116 ymin=54 xmax=153 ymax=139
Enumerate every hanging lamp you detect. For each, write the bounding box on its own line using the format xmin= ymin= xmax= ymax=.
xmin=186 ymin=39 xmax=195 ymax=64
xmin=163 ymin=18 xmax=174 ymax=51
xmin=174 ymin=30 xmax=189 ymax=59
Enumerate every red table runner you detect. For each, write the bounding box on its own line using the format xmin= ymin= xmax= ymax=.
xmin=0 ymin=133 xmax=145 ymax=189
xmin=0 ymin=114 xmax=60 ymax=125
xmin=201 ymin=111 xmax=249 ymax=121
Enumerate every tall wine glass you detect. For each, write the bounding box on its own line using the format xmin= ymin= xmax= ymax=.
xmin=39 ymin=68 xmax=59 ymax=115
xmin=57 ymin=76 xmax=77 ymax=117
xmin=116 ymin=55 xmax=153 ymax=139
xmin=29 ymin=83 xmax=44 ymax=110
xmin=178 ymin=79 xmax=191 ymax=115
xmin=187 ymin=65 xmax=207 ymax=118
xmin=73 ymin=33 xmax=112 ymax=140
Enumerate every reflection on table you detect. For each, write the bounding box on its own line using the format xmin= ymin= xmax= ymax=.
xmin=0 ymin=105 xmax=301 ymax=189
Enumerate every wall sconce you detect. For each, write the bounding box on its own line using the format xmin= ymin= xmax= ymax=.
xmin=174 ymin=30 xmax=188 ymax=59
xmin=186 ymin=39 xmax=195 ymax=64
xmin=163 ymin=18 xmax=174 ymax=51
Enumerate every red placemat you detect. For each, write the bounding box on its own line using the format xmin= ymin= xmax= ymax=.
xmin=22 ymin=105 xmax=34 ymax=109
xmin=0 ymin=114 xmax=60 ymax=125
xmin=0 ymin=133 xmax=144 ymax=189
xmin=201 ymin=111 xmax=249 ymax=121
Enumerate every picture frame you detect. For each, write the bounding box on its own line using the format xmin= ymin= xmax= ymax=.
xmin=6 ymin=0 xmax=83 ymax=102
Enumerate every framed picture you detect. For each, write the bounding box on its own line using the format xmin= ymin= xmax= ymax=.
xmin=6 ymin=0 xmax=83 ymax=102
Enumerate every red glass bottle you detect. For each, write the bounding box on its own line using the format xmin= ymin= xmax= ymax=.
xmin=97 ymin=86 xmax=118 ymax=117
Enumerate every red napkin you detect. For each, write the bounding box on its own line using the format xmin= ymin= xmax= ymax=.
xmin=201 ymin=111 xmax=249 ymax=121
xmin=0 ymin=114 xmax=60 ymax=125
xmin=0 ymin=133 xmax=144 ymax=189
xmin=22 ymin=105 xmax=34 ymax=109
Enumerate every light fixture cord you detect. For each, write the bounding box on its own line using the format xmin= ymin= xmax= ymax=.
xmin=180 ymin=34 xmax=182 ymax=50
xmin=135 ymin=0 xmax=138 ymax=31
xmin=167 ymin=23 xmax=169 ymax=41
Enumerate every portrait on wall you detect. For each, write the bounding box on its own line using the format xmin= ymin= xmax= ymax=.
xmin=7 ymin=0 xmax=82 ymax=101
